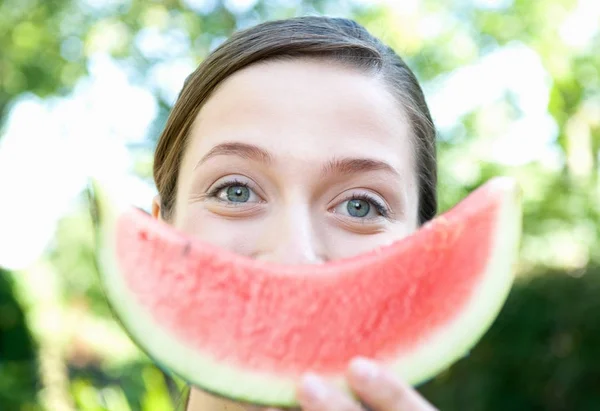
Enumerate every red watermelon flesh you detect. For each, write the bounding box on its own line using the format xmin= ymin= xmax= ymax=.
xmin=92 ymin=177 xmax=521 ymax=407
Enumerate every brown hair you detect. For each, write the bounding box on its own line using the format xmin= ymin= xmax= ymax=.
xmin=153 ymin=16 xmax=437 ymax=224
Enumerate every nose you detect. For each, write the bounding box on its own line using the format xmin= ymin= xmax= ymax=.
xmin=251 ymin=204 xmax=326 ymax=265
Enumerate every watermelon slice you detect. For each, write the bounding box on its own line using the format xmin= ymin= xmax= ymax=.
xmin=90 ymin=177 xmax=521 ymax=407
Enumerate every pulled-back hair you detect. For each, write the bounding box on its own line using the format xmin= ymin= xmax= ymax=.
xmin=153 ymin=16 xmax=437 ymax=224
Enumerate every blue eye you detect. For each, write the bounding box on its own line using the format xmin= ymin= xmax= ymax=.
xmin=334 ymin=194 xmax=389 ymax=219
xmin=225 ymin=185 xmax=250 ymax=202
xmin=209 ymin=180 xmax=260 ymax=204
xmin=347 ymin=199 xmax=370 ymax=217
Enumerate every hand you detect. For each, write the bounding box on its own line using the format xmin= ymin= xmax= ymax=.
xmin=291 ymin=357 xmax=438 ymax=411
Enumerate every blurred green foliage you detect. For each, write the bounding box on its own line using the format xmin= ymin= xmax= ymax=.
xmin=1 ymin=0 xmax=599 ymax=409
xmin=419 ymin=265 xmax=600 ymax=411
xmin=0 ymin=0 xmax=85 ymax=122
xmin=0 ymin=268 xmax=39 ymax=410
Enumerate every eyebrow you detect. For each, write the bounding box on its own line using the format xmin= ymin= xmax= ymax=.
xmin=194 ymin=141 xmax=399 ymax=176
xmin=194 ymin=142 xmax=273 ymax=169
xmin=320 ymin=157 xmax=399 ymax=177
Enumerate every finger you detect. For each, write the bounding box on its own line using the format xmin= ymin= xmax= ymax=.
xmin=297 ymin=372 xmax=363 ymax=411
xmin=347 ymin=357 xmax=438 ymax=411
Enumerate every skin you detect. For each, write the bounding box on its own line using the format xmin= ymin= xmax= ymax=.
xmin=151 ymin=59 xmax=438 ymax=411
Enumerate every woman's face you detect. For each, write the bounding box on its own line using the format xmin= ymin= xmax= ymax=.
xmin=154 ymin=58 xmax=419 ymax=264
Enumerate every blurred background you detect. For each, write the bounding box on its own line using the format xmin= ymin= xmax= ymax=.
xmin=0 ymin=0 xmax=599 ymax=410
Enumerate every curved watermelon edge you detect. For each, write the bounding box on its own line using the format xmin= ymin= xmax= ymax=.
xmin=88 ymin=177 xmax=521 ymax=408
xmin=384 ymin=177 xmax=522 ymax=386
xmin=88 ymin=180 xmax=308 ymax=407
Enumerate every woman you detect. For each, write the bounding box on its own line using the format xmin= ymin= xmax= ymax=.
xmin=150 ymin=16 xmax=438 ymax=411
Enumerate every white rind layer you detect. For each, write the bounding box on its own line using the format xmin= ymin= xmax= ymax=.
xmin=386 ymin=177 xmax=521 ymax=385
xmin=93 ymin=177 xmax=521 ymax=407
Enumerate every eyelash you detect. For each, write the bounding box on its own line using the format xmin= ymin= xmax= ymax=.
xmin=207 ymin=179 xmax=252 ymax=200
xmin=343 ymin=193 xmax=390 ymax=219
xmin=207 ymin=180 xmax=390 ymax=218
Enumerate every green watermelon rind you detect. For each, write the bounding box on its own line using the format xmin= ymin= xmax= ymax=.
xmin=90 ymin=177 xmax=521 ymax=407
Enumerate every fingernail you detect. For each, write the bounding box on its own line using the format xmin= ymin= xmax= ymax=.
xmin=301 ymin=373 xmax=328 ymax=403
xmin=350 ymin=357 xmax=379 ymax=382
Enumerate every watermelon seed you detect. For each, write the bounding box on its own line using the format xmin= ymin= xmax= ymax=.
xmin=182 ymin=241 xmax=191 ymax=257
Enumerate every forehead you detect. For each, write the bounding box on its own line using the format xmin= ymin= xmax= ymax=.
xmin=185 ymin=58 xmax=415 ymax=175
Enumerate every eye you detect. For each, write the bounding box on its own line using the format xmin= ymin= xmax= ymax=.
xmin=347 ymin=199 xmax=371 ymax=217
xmin=211 ymin=181 xmax=261 ymax=204
xmin=332 ymin=194 xmax=389 ymax=219
xmin=222 ymin=185 xmax=251 ymax=202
